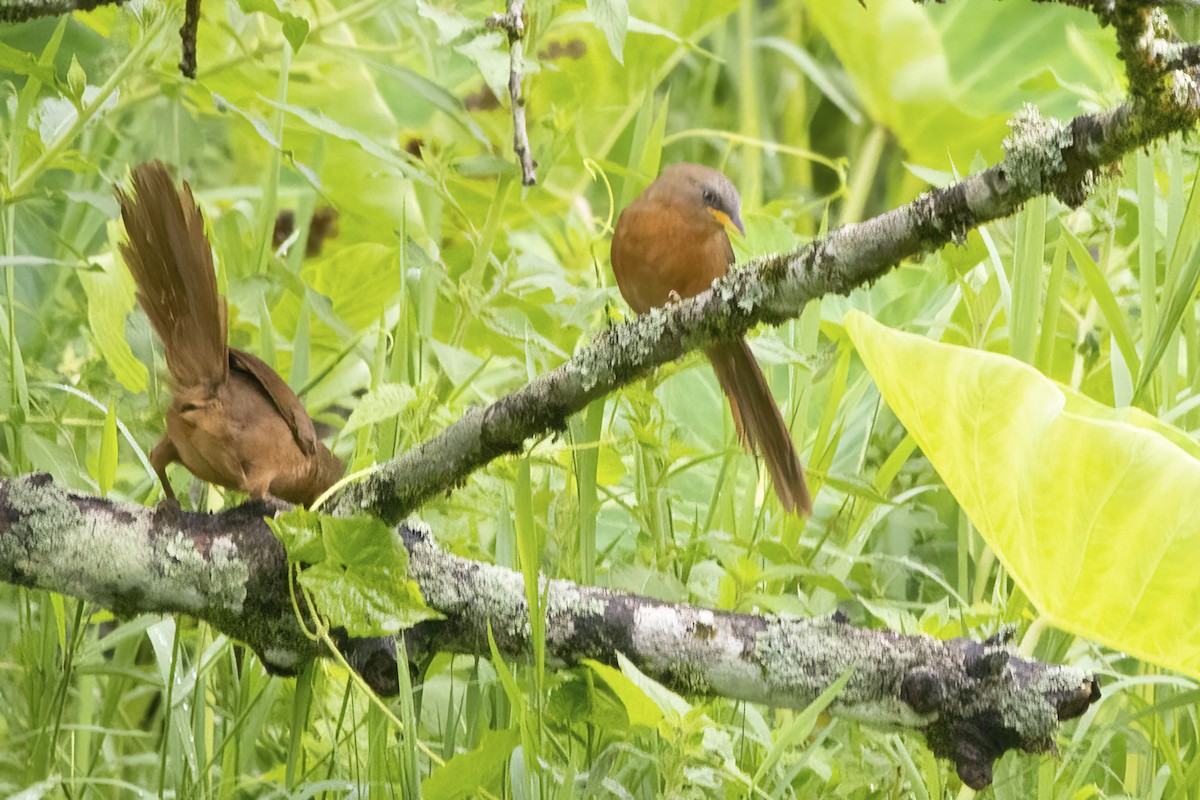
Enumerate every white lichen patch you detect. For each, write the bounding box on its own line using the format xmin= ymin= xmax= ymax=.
xmin=1150 ymin=38 xmax=1186 ymax=65
xmin=207 ymin=536 xmax=248 ymax=612
xmin=541 ymin=578 xmax=580 ymax=637
xmin=632 ymin=603 xmax=693 ymax=658
xmin=1 ymin=479 xmax=255 ymax=617
xmin=157 ymin=533 xmax=208 ymax=609
xmin=407 ymin=532 xmax=532 ymax=641
xmin=628 ymin=605 xmax=761 ymax=695
xmin=734 ymin=273 xmax=767 ymax=314
xmin=1002 ymin=103 xmax=1072 ymax=192
xmin=755 ymin=617 xmax=837 ymax=690
xmin=5 ymin=480 xmax=167 ymax=607
xmin=546 ymin=581 xmax=607 ymax=623
xmin=262 ymin=646 xmax=303 ymax=670
xmin=575 ymin=307 xmax=673 ymax=392
xmin=1140 ymin=9 xmax=1173 ymax=55
xmin=574 ymin=337 xmax=618 ymax=393
xmin=642 ymin=305 xmax=670 ymax=344
xmin=1170 ymin=70 xmax=1197 ymax=106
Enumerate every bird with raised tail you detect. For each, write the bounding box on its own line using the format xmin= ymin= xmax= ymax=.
xmin=610 ymin=163 xmax=812 ymax=515
xmin=116 ymin=161 xmax=344 ymax=507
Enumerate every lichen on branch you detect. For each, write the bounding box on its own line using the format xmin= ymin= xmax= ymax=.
xmin=0 ymin=475 xmax=1100 ymax=790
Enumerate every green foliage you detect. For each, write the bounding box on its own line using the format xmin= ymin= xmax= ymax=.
xmin=270 ymin=509 xmax=440 ymax=636
xmin=847 ymin=310 xmax=1200 ymax=679
xmin=423 ymin=727 xmax=521 ymax=799
xmin=587 ymin=0 xmax=630 ymax=63
xmin=1 ymin=0 xmax=1199 ymax=797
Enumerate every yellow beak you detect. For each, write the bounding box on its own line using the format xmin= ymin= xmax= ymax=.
xmin=708 ymin=207 xmax=745 ymax=237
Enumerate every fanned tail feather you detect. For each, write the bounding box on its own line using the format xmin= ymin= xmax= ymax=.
xmin=116 ymin=161 xmax=227 ymax=393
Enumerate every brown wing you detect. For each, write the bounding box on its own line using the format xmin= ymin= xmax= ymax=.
xmin=228 ymin=348 xmax=318 ymax=456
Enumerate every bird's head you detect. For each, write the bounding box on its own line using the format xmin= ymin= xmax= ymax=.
xmin=658 ymin=162 xmax=745 ymax=238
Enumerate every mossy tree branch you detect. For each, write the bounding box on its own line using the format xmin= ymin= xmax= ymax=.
xmin=0 ymin=0 xmax=120 ymax=23
xmin=0 ymin=0 xmax=1193 ymax=787
xmin=330 ymin=94 xmax=1200 ymax=524
xmin=0 ymin=474 xmax=1099 ymax=790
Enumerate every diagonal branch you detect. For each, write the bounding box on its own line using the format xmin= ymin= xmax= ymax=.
xmin=329 ymin=91 xmax=1200 ymax=523
xmin=0 ymin=474 xmax=1100 ymax=790
xmin=1112 ymin=3 xmax=1173 ymax=99
xmin=0 ymin=0 xmax=121 ymax=23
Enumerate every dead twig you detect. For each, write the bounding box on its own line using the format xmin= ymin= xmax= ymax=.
xmin=487 ymin=0 xmax=538 ymax=186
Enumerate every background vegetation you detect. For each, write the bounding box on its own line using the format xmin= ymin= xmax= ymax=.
xmin=1 ymin=0 xmax=1198 ymax=796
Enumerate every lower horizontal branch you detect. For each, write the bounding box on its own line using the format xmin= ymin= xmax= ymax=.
xmin=0 ymin=474 xmax=319 ymax=671
xmin=0 ymin=475 xmax=1098 ymax=789
xmin=399 ymin=524 xmax=1097 ymax=790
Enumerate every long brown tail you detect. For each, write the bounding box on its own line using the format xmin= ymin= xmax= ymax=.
xmin=707 ymin=339 xmax=812 ymax=515
xmin=116 ymin=161 xmax=227 ymax=393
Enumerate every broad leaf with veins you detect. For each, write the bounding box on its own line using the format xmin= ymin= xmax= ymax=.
xmin=846 ymin=310 xmax=1200 ymax=679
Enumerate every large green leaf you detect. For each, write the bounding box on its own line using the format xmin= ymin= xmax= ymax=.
xmin=804 ymin=0 xmax=1118 ymax=169
xmin=80 ymin=258 xmax=147 ymax=394
xmin=268 ymin=510 xmax=441 ymax=636
xmin=844 ymin=310 xmax=1200 ymax=679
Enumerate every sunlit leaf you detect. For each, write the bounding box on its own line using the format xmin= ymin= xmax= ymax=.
xmin=0 ymin=42 xmax=55 ymax=84
xmin=302 ymin=243 xmax=401 ymax=331
xmin=846 ymin=310 xmax=1200 ymax=679
xmin=80 ymin=256 xmax=148 ymax=393
xmin=803 ymin=0 xmax=1117 ymax=168
xmin=421 ymin=729 xmax=520 ymax=800
xmin=455 ymin=31 xmax=510 ymax=105
xmin=583 ymin=658 xmax=664 ymax=728
xmin=343 ymin=383 xmax=417 ymax=434
xmin=267 ymin=508 xmax=327 ymax=564
xmin=235 ymin=0 xmax=308 ymax=52
xmin=588 ymin=0 xmax=629 ymax=63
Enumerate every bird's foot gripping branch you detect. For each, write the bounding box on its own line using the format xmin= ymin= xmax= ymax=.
xmin=0 ymin=475 xmax=1099 ymax=789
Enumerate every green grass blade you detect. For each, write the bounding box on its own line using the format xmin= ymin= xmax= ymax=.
xmin=1010 ymin=194 xmax=1046 ymax=364
xmin=1135 ymin=160 xmax=1200 ymax=400
xmin=1062 ymin=226 xmax=1140 ymax=377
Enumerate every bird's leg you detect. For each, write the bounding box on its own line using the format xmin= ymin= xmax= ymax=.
xmin=667 ymin=289 xmax=683 ymax=305
xmin=242 ymin=470 xmax=289 ymax=516
xmin=149 ymin=437 xmax=182 ymax=511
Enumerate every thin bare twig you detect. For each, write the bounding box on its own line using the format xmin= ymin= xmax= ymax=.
xmin=487 ymin=0 xmax=537 ymax=186
xmin=179 ymin=0 xmax=202 ymax=78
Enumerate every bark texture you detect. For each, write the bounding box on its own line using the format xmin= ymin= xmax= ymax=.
xmin=0 ymin=475 xmax=1098 ymax=789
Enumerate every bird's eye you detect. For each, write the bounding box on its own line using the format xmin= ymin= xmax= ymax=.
xmin=701 ymin=187 xmax=718 ymax=206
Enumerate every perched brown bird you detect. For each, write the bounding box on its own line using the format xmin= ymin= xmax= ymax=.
xmin=610 ymin=163 xmax=812 ymax=515
xmin=117 ymin=161 xmax=343 ymax=507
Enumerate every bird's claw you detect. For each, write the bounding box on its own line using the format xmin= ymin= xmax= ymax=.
xmin=241 ymin=495 xmax=292 ymax=519
xmin=153 ymin=496 xmax=183 ymax=526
